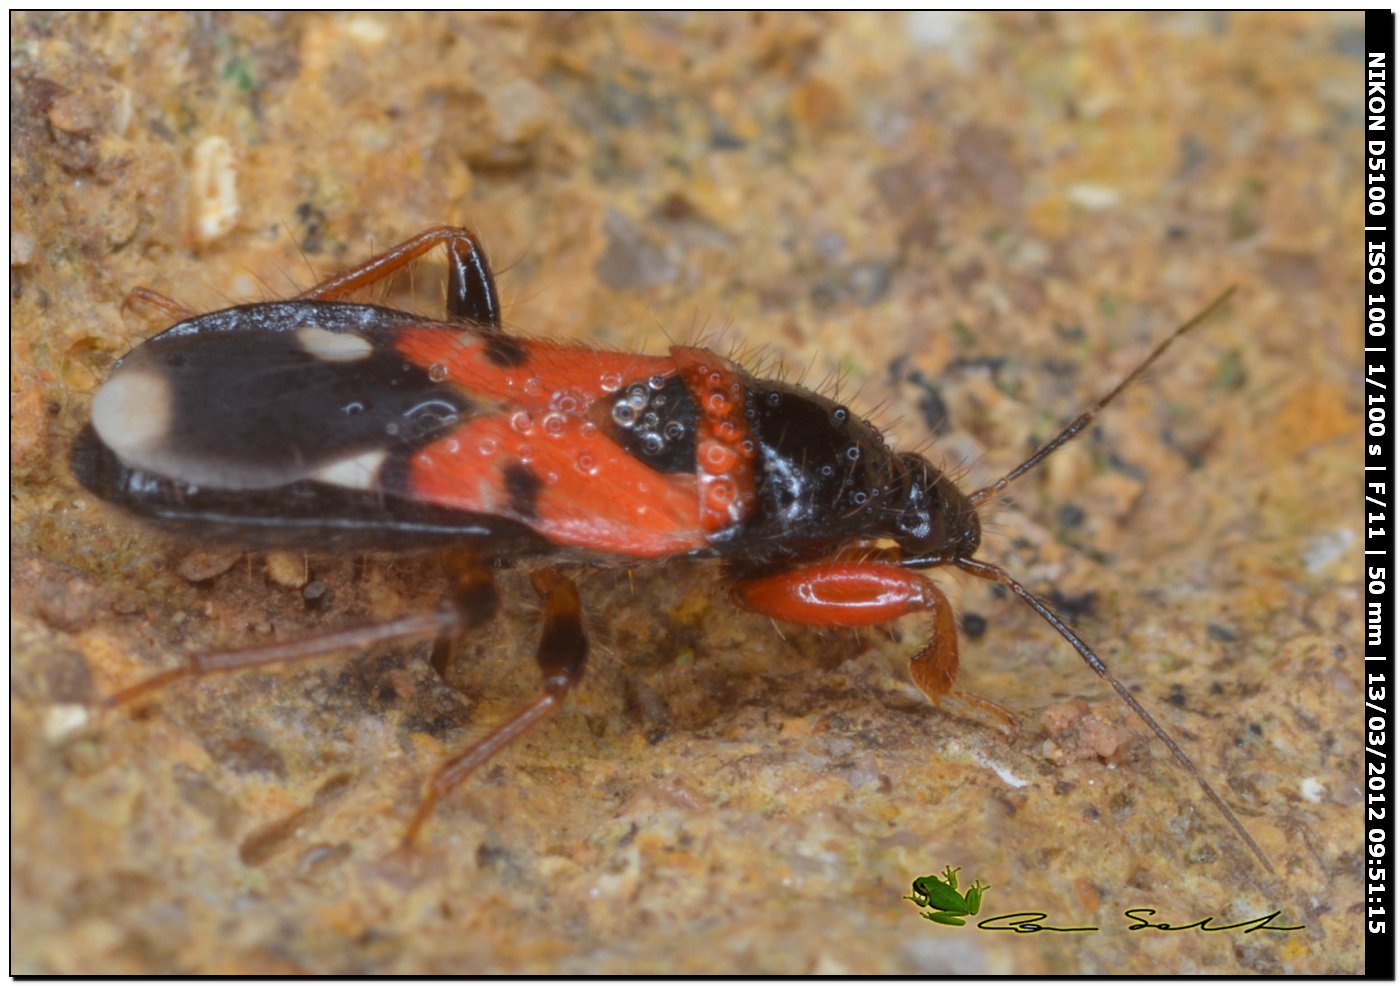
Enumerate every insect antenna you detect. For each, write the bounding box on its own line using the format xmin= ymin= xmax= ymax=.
xmin=968 ymin=286 xmax=1237 ymax=508
xmin=955 ymin=555 xmax=1275 ymax=876
xmin=956 ymin=288 xmax=1271 ymax=873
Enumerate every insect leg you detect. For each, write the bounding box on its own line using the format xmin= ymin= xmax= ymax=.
xmin=400 ymin=567 xmax=588 ymax=848
xmin=731 ymin=560 xmax=1019 ymax=735
xmin=122 ymin=287 xmax=195 ymax=321
xmin=295 ymin=225 xmax=500 ymax=327
xmin=100 ymin=563 xmax=500 ymax=711
xmin=443 ymin=230 xmax=500 ymax=328
xmin=431 ymin=549 xmax=500 ymax=680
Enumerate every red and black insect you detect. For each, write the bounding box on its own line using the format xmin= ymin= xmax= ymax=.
xmin=71 ymin=226 xmax=1271 ymax=871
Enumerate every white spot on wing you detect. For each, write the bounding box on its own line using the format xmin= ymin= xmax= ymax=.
xmin=311 ymin=448 xmax=387 ymax=490
xmin=91 ymin=367 xmax=172 ymax=462
xmin=296 ymin=325 xmax=373 ymax=362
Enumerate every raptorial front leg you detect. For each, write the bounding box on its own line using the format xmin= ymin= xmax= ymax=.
xmin=296 ymin=225 xmax=501 ymax=328
xmin=731 ymin=559 xmax=1017 ymax=736
xmin=400 ymin=567 xmax=588 ymax=849
xmin=732 ymin=559 xmax=958 ymax=693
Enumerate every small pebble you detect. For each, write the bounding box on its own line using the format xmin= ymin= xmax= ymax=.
xmin=177 ymin=549 xmax=240 ymax=583
xmin=43 ymin=703 xmax=91 ymax=744
xmin=265 ymin=551 xmax=307 ymax=589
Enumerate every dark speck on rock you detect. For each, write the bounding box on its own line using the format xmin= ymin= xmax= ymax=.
xmin=596 ymin=209 xmax=677 ymax=290
xmin=1057 ymin=503 xmax=1086 ymax=529
xmin=1206 ymin=623 xmax=1238 ymax=643
xmin=960 ymin=612 xmax=988 ymax=639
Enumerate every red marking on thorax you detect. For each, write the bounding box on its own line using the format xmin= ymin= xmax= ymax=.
xmin=670 ymin=347 xmax=759 ymax=535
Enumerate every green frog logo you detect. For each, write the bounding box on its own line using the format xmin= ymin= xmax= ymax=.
xmin=905 ymin=865 xmax=990 ymax=926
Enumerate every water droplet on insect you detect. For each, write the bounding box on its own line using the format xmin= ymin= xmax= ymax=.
xmin=428 ymin=362 xmax=449 ymax=382
xmin=511 ymin=411 xmax=535 ymax=434
xmin=766 ymin=391 xmax=782 ymax=407
xmin=580 ymin=422 xmax=597 ymax=439
xmin=832 ymin=406 xmax=849 ymax=424
xmin=523 ymin=376 xmax=543 ymax=396
xmin=575 ymin=453 xmax=598 ymax=476
xmin=648 ymin=374 xmax=667 ymax=390
xmin=642 ymin=434 xmax=663 ymax=454
xmin=664 ymin=421 xmax=686 ymax=440
xmin=845 ymin=444 xmax=861 ymax=461
xmin=612 ymin=403 xmax=637 ymax=427
xmin=478 ymin=438 xmax=498 ymax=456
xmin=543 ymin=413 xmax=567 ymax=437
xmin=599 ymin=372 xmax=623 ymax=392
xmin=444 ymin=438 xmax=460 ymax=454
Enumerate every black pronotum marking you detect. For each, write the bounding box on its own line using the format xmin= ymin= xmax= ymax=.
xmin=742 ymin=383 xmax=890 ymax=540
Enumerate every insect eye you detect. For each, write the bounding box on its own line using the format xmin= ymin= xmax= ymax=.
xmin=897 ymin=510 xmax=932 ymax=539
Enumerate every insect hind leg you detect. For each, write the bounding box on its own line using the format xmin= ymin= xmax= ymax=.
xmin=99 ymin=560 xmax=500 ymax=712
xmin=399 ymin=567 xmax=588 ymax=849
